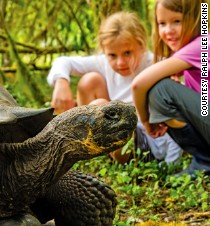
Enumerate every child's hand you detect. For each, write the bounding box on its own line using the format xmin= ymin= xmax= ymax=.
xmin=51 ymin=78 xmax=76 ymax=114
xmin=143 ymin=121 xmax=168 ymax=138
xmin=170 ymin=75 xmax=181 ymax=83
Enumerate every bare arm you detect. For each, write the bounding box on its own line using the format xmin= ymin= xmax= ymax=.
xmin=132 ymin=57 xmax=191 ymax=136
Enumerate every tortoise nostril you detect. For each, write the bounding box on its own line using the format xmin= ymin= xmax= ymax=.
xmin=104 ymin=111 xmax=119 ymax=120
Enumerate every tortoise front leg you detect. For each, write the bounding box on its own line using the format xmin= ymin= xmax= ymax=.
xmin=31 ymin=170 xmax=117 ymax=226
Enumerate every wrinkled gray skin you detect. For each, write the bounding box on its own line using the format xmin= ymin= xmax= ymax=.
xmin=0 ymin=85 xmax=137 ymax=226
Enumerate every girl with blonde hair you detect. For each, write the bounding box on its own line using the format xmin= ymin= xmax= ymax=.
xmin=132 ymin=0 xmax=210 ymax=176
xmin=47 ymin=11 xmax=182 ymax=165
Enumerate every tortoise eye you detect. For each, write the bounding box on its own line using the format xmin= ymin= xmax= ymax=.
xmin=104 ymin=110 xmax=119 ymax=120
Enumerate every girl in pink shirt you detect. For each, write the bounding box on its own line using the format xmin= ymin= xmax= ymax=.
xmin=132 ymin=0 xmax=210 ymax=177
xmin=173 ymin=35 xmax=210 ymax=100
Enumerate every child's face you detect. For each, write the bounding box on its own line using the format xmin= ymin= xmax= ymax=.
xmin=103 ymin=37 xmax=144 ymax=76
xmin=156 ymin=3 xmax=183 ymax=52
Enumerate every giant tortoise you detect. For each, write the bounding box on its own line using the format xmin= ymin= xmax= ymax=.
xmin=0 ymin=85 xmax=137 ymax=226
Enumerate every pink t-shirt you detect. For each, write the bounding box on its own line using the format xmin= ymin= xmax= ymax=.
xmin=172 ymin=34 xmax=210 ymax=99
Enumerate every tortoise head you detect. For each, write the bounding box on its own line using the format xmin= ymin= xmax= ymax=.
xmin=0 ymin=101 xmax=137 ymax=212
xmin=50 ymin=101 xmax=137 ymax=160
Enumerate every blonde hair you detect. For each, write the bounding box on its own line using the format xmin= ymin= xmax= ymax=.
xmin=154 ymin=0 xmax=209 ymax=62
xmin=98 ymin=11 xmax=148 ymax=52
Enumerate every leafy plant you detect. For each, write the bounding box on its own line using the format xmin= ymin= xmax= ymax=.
xmin=73 ymin=140 xmax=210 ymax=225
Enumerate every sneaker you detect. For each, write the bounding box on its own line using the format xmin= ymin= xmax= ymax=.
xmin=175 ymin=157 xmax=210 ymax=178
